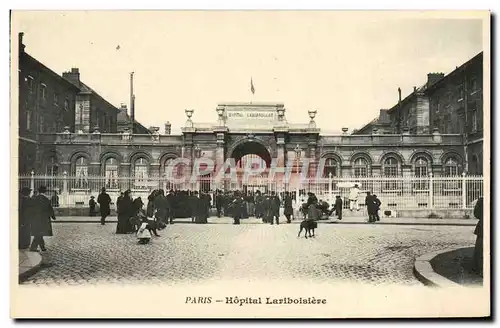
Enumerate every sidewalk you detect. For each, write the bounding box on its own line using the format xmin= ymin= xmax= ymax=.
xmin=414 ymin=247 xmax=482 ymax=287
xmin=55 ymin=216 xmax=477 ymax=226
xmin=18 ymin=249 xmax=43 ymax=283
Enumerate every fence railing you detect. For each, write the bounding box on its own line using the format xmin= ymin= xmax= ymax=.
xmin=19 ymin=172 xmax=483 ymax=212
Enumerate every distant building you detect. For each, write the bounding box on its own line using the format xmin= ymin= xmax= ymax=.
xmin=62 ymin=68 xmax=118 ymax=134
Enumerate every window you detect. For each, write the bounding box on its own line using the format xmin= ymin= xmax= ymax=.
xmin=435 ymin=96 xmax=440 ymax=112
xmin=26 ymin=111 xmax=31 ymax=131
xmin=353 ymin=157 xmax=368 ymax=177
xmin=470 ymin=76 xmax=478 ymax=93
xmin=383 ymin=157 xmax=399 ymax=191
xmin=46 ymin=156 xmax=59 ymax=176
xmin=446 ymin=92 xmax=452 ymax=107
xmin=105 ymin=158 xmax=119 ymax=189
xmin=39 ymin=116 xmax=44 ymax=133
xmin=415 ymin=157 xmax=428 ymax=177
xmin=75 ymin=103 xmax=84 ymax=130
xmin=27 ymin=76 xmax=34 ymax=92
xmin=41 ymin=84 xmax=46 ymax=101
xmin=64 ymin=99 xmax=69 ymax=111
xmin=383 ymin=157 xmax=399 ymax=177
xmin=444 ymin=157 xmax=459 ymax=176
xmin=53 ymin=93 xmax=59 ymax=106
xmin=75 ymin=156 xmax=89 ymax=189
xmin=323 ymin=158 xmax=339 ymax=177
xmin=472 ymin=109 xmax=478 ymax=132
xmin=134 ymin=157 xmax=149 ymax=188
xmin=457 ymin=85 xmax=464 ymax=101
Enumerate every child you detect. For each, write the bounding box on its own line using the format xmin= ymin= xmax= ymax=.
xmin=89 ymin=196 xmax=96 ymax=217
xmin=137 ymin=216 xmax=152 ymax=244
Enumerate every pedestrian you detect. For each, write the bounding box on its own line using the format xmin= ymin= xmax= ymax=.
xmin=349 ymin=184 xmax=360 ymax=211
xmin=166 ymin=189 xmax=175 ymax=224
xmin=284 ymin=191 xmax=293 ymax=223
xmin=231 ymin=191 xmax=244 ymax=225
xmin=116 ymin=190 xmax=134 ymax=234
xmin=334 ymin=195 xmax=343 ymax=220
xmin=215 ymin=190 xmax=223 ymax=218
xmin=29 ymin=186 xmax=56 ymax=252
xmin=270 ymin=191 xmax=280 ymax=225
xmin=473 ymin=197 xmax=483 ymax=276
xmin=89 ymin=196 xmax=96 ymax=217
xmin=372 ymin=194 xmax=381 ymax=221
xmin=153 ymin=190 xmax=169 ymax=227
xmin=365 ymin=191 xmax=376 ymax=223
xmin=97 ymin=187 xmax=111 ymax=225
xmin=19 ymin=187 xmax=33 ymax=249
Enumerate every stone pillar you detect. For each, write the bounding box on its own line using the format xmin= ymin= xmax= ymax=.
xmin=215 ymin=131 xmax=226 ymax=190
xmin=276 ymin=134 xmax=286 ymax=192
xmin=120 ymin=163 xmax=131 ymax=191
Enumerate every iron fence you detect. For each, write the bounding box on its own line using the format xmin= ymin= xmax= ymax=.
xmin=18 ymin=172 xmax=483 ymax=211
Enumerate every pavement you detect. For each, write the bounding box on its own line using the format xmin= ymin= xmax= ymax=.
xmin=414 ymin=247 xmax=483 ymax=287
xmin=18 ymin=249 xmax=43 ymax=282
xmin=21 ymin=221 xmax=477 ymax=287
xmin=55 ymin=215 xmax=478 ymax=226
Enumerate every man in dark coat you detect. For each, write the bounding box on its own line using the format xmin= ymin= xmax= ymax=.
xmin=231 ymin=192 xmax=245 ymax=225
xmin=372 ymin=194 xmax=382 ymax=221
xmin=97 ymin=187 xmax=112 ymax=225
xmin=365 ymin=191 xmax=376 ymax=223
xmin=270 ymin=191 xmax=281 ymax=225
xmin=255 ymin=191 xmax=264 ymax=219
xmin=89 ymin=196 xmax=97 ymax=217
xmin=283 ymin=191 xmax=293 ymax=223
xmin=473 ymin=197 xmax=484 ymax=276
xmin=19 ymin=187 xmax=33 ymax=249
xmin=215 ymin=190 xmax=224 ymax=218
xmin=154 ymin=189 xmax=169 ymax=225
xmin=29 ymin=186 xmax=56 ymax=252
xmin=334 ymin=195 xmax=343 ymax=220
xmin=166 ymin=189 xmax=176 ymax=224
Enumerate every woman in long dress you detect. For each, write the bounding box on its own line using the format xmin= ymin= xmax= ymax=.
xmin=116 ymin=190 xmax=134 ymax=234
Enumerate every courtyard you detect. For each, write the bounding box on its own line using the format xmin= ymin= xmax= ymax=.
xmin=22 ymin=221 xmax=477 ymax=287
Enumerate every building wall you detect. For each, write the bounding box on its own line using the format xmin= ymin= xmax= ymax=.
xmin=18 ymin=34 xmax=79 ymax=174
xmin=426 ymin=52 xmax=483 ymax=173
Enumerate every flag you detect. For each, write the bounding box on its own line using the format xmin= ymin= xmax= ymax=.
xmin=250 ymin=78 xmax=255 ymax=95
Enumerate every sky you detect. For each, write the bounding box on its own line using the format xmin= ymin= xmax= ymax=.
xmin=13 ymin=11 xmax=484 ymax=134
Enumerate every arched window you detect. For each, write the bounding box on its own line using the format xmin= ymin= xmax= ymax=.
xmin=415 ymin=157 xmax=428 ymax=177
xmin=353 ymin=157 xmax=368 ymax=177
xmin=134 ymin=157 xmax=149 ymax=188
xmin=45 ymin=156 xmax=58 ymax=176
xmin=105 ymin=157 xmax=119 ymax=189
xmin=444 ymin=157 xmax=459 ymax=176
xmin=75 ymin=156 xmax=88 ymax=189
xmin=413 ymin=157 xmax=429 ymax=190
xmin=323 ymin=158 xmax=339 ymax=177
xmin=383 ymin=157 xmax=399 ymax=177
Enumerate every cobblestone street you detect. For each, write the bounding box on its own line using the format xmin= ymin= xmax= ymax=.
xmin=22 ymin=220 xmax=476 ymax=287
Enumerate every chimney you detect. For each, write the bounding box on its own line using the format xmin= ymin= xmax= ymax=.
xmin=413 ymin=86 xmax=417 ymax=92
xmin=18 ymin=32 xmax=25 ymax=53
xmin=62 ymin=68 xmax=81 ymax=86
xmin=398 ymin=87 xmax=402 ymax=103
xmin=164 ymin=121 xmax=171 ymax=135
xmin=130 ymin=72 xmax=135 ymax=133
xmin=427 ymin=73 xmax=445 ymax=88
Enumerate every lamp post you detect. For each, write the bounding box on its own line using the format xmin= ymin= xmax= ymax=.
xmin=294 ymin=144 xmax=301 ymax=205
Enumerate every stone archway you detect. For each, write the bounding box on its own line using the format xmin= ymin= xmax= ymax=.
xmin=230 ymin=140 xmax=272 ymax=168
xmin=226 ymin=139 xmax=273 ymax=193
